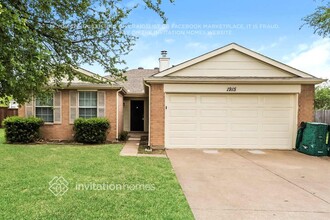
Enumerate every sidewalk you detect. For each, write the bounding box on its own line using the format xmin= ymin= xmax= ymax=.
xmin=119 ymin=137 xmax=140 ymax=156
xmin=119 ymin=136 xmax=167 ymax=158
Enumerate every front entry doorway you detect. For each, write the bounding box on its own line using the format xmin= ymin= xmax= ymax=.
xmin=130 ymin=100 xmax=144 ymax=131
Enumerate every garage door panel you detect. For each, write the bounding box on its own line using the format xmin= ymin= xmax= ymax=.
xmin=168 ymin=131 xmax=197 ymax=138
xmin=167 ymin=118 xmax=196 ymax=123
xmin=231 ymin=109 xmax=259 ymax=118
xmin=169 ymin=105 xmax=201 ymax=110
xmin=200 ymin=123 xmax=227 ymax=131
xmin=169 ymin=109 xmax=197 ymax=117
xmin=262 ymin=138 xmax=291 ymax=146
xmin=262 ymin=95 xmax=294 ymax=107
xmin=169 ymin=95 xmax=197 ymax=103
xmin=230 ymin=95 xmax=259 ymax=104
xmin=230 ymin=137 xmax=259 ymax=145
xmin=230 ymin=132 xmax=260 ymax=138
xmin=262 ymin=131 xmax=292 ymax=138
xmin=166 ymin=94 xmax=296 ymax=149
xmin=199 ymin=131 xmax=229 ymax=137
xmin=200 ymin=95 xmax=227 ymax=104
xmin=262 ymin=123 xmax=290 ymax=132
xmin=262 ymin=109 xmax=292 ymax=118
xmin=200 ymin=109 xmax=227 ymax=117
xmin=167 ymin=124 xmax=197 ymax=131
xmin=231 ymin=123 xmax=258 ymax=131
xmin=200 ymin=138 xmax=227 ymax=145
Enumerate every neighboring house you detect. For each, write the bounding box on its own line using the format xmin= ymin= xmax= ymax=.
xmin=18 ymin=43 xmax=324 ymax=149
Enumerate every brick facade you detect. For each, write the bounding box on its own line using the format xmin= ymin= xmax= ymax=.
xmin=104 ymin=89 xmax=118 ymax=140
xmin=18 ymin=89 xmax=119 ymax=141
xmin=17 ymin=83 xmax=315 ymax=146
xmin=150 ymin=84 xmax=165 ymax=148
xmin=117 ymin=94 xmax=124 ymax=136
xmin=298 ymin=84 xmax=315 ymax=126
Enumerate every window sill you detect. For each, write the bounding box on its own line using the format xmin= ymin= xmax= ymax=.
xmin=43 ymin=122 xmax=62 ymax=125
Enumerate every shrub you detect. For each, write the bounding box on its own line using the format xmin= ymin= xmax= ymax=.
xmin=73 ymin=118 xmax=110 ymax=144
xmin=119 ymin=131 xmax=129 ymax=141
xmin=3 ymin=116 xmax=44 ymax=143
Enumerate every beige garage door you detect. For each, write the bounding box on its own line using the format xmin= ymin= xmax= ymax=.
xmin=165 ymin=94 xmax=297 ymax=149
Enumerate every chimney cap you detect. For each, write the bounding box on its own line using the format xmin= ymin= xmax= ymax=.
xmin=161 ymin=50 xmax=167 ymax=57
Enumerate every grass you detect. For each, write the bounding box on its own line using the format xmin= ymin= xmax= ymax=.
xmin=0 ymin=129 xmax=193 ymax=219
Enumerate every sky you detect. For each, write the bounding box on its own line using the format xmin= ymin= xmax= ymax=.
xmin=82 ymin=0 xmax=330 ymax=80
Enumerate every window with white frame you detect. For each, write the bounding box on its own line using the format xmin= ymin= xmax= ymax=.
xmin=35 ymin=96 xmax=54 ymax=123
xmin=79 ymin=91 xmax=97 ymax=118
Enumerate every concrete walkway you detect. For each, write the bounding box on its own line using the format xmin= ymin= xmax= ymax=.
xmin=119 ymin=135 xmax=167 ymax=158
xmin=167 ymin=149 xmax=330 ymax=220
xmin=119 ymin=137 xmax=140 ymax=156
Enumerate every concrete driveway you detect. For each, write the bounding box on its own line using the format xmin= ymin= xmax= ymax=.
xmin=167 ymin=149 xmax=330 ymax=220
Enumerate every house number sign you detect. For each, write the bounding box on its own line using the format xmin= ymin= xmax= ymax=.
xmin=226 ymin=87 xmax=237 ymax=92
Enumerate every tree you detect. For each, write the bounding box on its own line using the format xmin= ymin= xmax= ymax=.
xmin=302 ymin=1 xmax=330 ymax=37
xmin=315 ymin=86 xmax=330 ymax=109
xmin=0 ymin=0 xmax=173 ymax=104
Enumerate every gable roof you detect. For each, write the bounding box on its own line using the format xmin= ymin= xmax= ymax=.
xmin=106 ymin=68 xmax=158 ymax=94
xmin=59 ymin=67 xmax=126 ymax=90
xmin=73 ymin=67 xmax=109 ymax=82
xmin=152 ymin=43 xmax=318 ymax=79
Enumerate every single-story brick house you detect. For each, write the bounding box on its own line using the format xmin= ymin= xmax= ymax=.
xmin=18 ymin=43 xmax=324 ymax=149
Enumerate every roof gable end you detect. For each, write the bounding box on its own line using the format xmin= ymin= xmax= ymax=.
xmin=152 ymin=43 xmax=314 ymax=78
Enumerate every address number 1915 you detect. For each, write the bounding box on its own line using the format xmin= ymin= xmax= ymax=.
xmin=226 ymin=87 xmax=237 ymax=92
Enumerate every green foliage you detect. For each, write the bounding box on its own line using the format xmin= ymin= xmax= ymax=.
xmin=302 ymin=1 xmax=330 ymax=37
xmin=3 ymin=116 xmax=44 ymax=143
xmin=0 ymin=96 xmax=13 ymax=107
xmin=315 ymin=86 xmax=330 ymax=109
xmin=0 ymin=0 xmax=173 ymax=104
xmin=74 ymin=117 xmax=110 ymax=144
xmin=0 ymin=136 xmax=193 ymax=219
xmin=118 ymin=131 xmax=129 ymax=141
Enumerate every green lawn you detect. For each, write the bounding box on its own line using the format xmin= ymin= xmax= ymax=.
xmin=0 ymin=129 xmax=193 ymax=219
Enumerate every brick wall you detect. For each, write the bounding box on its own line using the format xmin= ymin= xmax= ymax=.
xmin=298 ymin=84 xmax=315 ymax=125
xmin=150 ymin=84 xmax=165 ymax=148
xmin=117 ymin=94 xmax=124 ymax=136
xmin=104 ymin=89 xmax=117 ymax=140
xmin=18 ymin=89 xmax=119 ymax=141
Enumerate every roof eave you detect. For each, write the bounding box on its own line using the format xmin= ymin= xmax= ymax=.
xmin=144 ymin=77 xmax=326 ymax=85
xmin=57 ymin=83 xmax=127 ymax=93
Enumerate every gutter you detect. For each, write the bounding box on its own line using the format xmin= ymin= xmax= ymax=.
xmin=116 ymin=87 xmax=123 ymax=140
xmin=144 ymin=82 xmax=151 ymax=147
xmin=144 ymin=77 xmax=326 ymax=84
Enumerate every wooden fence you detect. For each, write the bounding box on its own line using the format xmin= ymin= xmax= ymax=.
xmin=314 ymin=110 xmax=330 ymax=125
xmin=0 ymin=107 xmax=18 ymax=127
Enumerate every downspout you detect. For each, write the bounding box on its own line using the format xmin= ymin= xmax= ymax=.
xmin=144 ymin=82 xmax=151 ymax=147
xmin=116 ymin=88 xmax=123 ymax=140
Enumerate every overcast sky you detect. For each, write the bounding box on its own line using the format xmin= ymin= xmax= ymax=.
xmin=82 ymin=0 xmax=330 ymax=80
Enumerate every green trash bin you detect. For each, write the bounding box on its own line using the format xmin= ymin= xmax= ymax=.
xmin=297 ymin=122 xmax=329 ymax=156
xmin=327 ymin=127 xmax=330 ymax=156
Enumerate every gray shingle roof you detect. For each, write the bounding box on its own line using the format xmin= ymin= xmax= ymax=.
xmin=107 ymin=68 xmax=159 ymax=94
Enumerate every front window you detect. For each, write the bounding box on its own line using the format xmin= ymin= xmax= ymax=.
xmin=79 ymin=91 xmax=97 ymax=118
xmin=35 ymin=97 xmax=54 ymax=123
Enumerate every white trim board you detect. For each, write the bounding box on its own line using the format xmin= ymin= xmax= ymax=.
xmin=164 ymin=84 xmax=301 ymax=94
